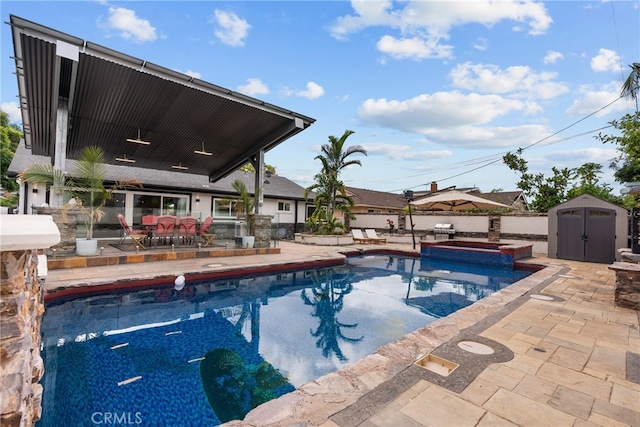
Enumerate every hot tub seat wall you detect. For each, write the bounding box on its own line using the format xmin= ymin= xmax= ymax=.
xmin=420 ymin=240 xmax=533 ymax=267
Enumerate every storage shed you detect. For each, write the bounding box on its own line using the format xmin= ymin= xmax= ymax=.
xmin=548 ymin=194 xmax=628 ymax=263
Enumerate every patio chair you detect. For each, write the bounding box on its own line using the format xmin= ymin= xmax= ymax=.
xmin=154 ymin=215 xmax=177 ymax=246
xmin=365 ymin=229 xmax=386 ymax=244
xmin=117 ymin=214 xmax=147 ymax=249
xmin=351 ymin=229 xmax=374 ymax=244
xmin=196 ymin=216 xmax=216 ymax=246
xmin=177 ymin=216 xmax=198 ymax=246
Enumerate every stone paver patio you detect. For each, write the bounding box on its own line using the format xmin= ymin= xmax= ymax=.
xmin=43 ymin=242 xmax=640 ymax=427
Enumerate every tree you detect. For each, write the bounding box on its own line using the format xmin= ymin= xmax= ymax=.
xmin=1 ymin=110 xmax=21 ymax=192
xmin=238 ymin=162 xmax=277 ymax=175
xmin=304 ymin=130 xmax=367 ymax=234
xmin=621 ymin=62 xmax=640 ymax=109
xmin=228 ymin=179 xmax=259 ymax=234
xmin=19 ymin=145 xmax=141 ymax=240
xmin=594 ymin=111 xmax=640 ymax=184
xmin=503 ymin=149 xmax=621 ymax=212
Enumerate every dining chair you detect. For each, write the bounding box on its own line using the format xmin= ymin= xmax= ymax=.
xmin=177 ymin=216 xmax=198 ymax=246
xmin=117 ymin=214 xmax=147 ymax=249
xmin=154 ymin=215 xmax=177 ymax=246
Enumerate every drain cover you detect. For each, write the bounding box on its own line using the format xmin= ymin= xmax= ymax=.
xmin=530 ymin=294 xmax=554 ymax=301
xmin=457 ymin=341 xmax=494 ymax=355
xmin=206 ymin=263 xmax=224 ymax=268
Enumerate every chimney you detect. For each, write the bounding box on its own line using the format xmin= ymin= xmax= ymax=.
xmin=430 ymin=181 xmax=438 ymax=193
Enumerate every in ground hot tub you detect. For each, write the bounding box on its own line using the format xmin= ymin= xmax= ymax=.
xmin=420 ymin=240 xmax=533 ymax=267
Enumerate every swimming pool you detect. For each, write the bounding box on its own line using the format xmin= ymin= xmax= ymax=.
xmin=38 ymin=255 xmax=530 ymax=426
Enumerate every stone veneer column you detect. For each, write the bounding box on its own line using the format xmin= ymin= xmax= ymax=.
xmin=31 ymin=207 xmax=78 ymax=256
xmin=488 ymin=215 xmax=501 ymax=242
xmin=1 ymin=216 xmax=60 ymax=427
xmin=253 ymin=214 xmax=272 ymax=248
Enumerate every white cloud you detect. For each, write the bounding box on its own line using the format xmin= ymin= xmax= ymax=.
xmin=448 ymin=62 xmax=568 ymax=100
xmin=358 ymin=91 xmax=526 ymax=131
xmin=180 ymin=70 xmax=201 ymax=79
xmin=590 ymin=48 xmax=622 ymax=73
xmin=545 ymin=147 xmax=618 ymax=163
xmin=211 ymin=9 xmax=251 ymax=47
xmin=543 ymin=50 xmax=564 ymax=64
xmin=472 ymin=37 xmax=488 ymax=51
xmin=236 ymin=78 xmax=269 ymax=96
xmin=377 ymin=35 xmax=452 ymax=60
xmin=296 ymin=82 xmax=325 ymax=100
xmin=565 ymin=82 xmax=628 ymax=116
xmin=102 ymin=7 xmax=157 ymax=43
xmin=419 ymin=124 xmax=551 ymax=149
xmin=1 ymin=102 xmax=21 ymax=124
xmin=328 ymin=0 xmax=552 ymax=61
xmin=360 ymin=142 xmax=452 ymax=161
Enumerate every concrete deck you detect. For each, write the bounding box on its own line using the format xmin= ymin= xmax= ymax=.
xmin=42 ymin=241 xmax=640 ymax=427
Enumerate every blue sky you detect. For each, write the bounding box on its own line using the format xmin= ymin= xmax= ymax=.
xmin=2 ymin=1 xmax=638 ymax=194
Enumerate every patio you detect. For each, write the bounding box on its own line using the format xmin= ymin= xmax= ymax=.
xmin=41 ymin=241 xmax=640 ymax=427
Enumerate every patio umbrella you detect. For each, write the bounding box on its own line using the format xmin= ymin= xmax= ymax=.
xmin=410 ymin=190 xmax=510 ymax=211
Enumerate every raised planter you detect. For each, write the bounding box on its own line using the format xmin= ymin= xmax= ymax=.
xmin=75 ymin=238 xmax=98 ymax=256
xmin=294 ymin=233 xmax=354 ymax=246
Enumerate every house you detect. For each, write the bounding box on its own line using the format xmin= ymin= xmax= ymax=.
xmin=8 ymin=143 xmax=314 ymax=239
xmin=6 ymin=15 xmax=316 ymax=242
xmin=346 ymin=187 xmax=407 ymax=214
xmin=469 ymin=190 xmax=530 ymax=211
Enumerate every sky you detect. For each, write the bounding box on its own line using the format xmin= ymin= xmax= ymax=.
xmin=1 ymin=1 xmax=639 ymax=195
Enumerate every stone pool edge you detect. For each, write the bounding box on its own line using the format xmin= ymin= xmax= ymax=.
xmin=226 ymin=260 xmax=564 ymax=427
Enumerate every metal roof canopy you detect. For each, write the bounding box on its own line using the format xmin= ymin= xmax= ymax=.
xmin=8 ymin=15 xmax=315 ymax=183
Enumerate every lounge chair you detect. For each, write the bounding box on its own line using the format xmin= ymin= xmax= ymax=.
xmin=351 ymin=229 xmax=374 ymax=244
xmin=365 ymin=229 xmax=386 ymax=244
xmin=196 ymin=216 xmax=216 ymax=246
xmin=117 ymin=214 xmax=147 ymax=249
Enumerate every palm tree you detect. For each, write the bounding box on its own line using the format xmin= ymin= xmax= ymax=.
xmin=621 ymin=62 xmax=640 ymax=110
xmin=19 ymin=145 xmax=140 ymax=240
xmin=304 ymin=130 xmax=367 ymax=233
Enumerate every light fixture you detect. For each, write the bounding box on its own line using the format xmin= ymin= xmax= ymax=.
xmin=116 ymin=154 xmax=136 ymax=163
xmin=171 ymin=162 xmax=188 ymax=170
xmin=194 ymin=141 xmax=213 ymax=156
xmin=126 ymin=129 xmax=151 ymax=145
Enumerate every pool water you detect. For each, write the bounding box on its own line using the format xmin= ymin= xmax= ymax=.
xmin=38 ymin=255 xmax=530 ymax=426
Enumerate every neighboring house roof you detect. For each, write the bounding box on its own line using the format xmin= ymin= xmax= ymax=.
xmin=469 ymin=190 xmax=529 ymax=210
xmin=8 ymin=143 xmax=311 ymax=201
xmin=346 ymin=187 xmax=407 ymax=210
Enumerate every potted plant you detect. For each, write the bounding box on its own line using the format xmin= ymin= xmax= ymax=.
xmin=19 ymin=145 xmax=140 ymax=256
xmin=229 ymin=179 xmax=259 ymax=248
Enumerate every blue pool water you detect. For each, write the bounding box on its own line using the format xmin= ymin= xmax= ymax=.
xmin=38 ymin=255 xmax=530 ymax=426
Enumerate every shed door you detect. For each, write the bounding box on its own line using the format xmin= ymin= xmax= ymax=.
xmin=557 ymin=207 xmax=615 ymax=263
xmin=584 ymin=208 xmax=616 ymax=263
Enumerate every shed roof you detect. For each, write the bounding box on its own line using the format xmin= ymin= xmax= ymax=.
xmin=345 ymin=187 xmax=406 ymax=209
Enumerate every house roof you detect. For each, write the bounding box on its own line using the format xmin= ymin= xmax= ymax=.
xmin=8 ymin=143 xmax=311 ymax=200
xmin=346 ymin=187 xmax=407 ymax=209
xmin=8 ymin=15 xmax=315 ymax=183
xmin=469 ymin=190 xmax=528 ymax=208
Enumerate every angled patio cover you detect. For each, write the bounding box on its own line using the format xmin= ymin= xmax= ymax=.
xmin=8 ymin=15 xmax=315 ymax=183
xmin=410 ymin=190 xmax=510 ymax=211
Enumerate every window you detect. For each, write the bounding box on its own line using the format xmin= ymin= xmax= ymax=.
xmin=277 ymin=201 xmax=291 ymax=212
xmin=213 ymin=198 xmax=235 ymax=218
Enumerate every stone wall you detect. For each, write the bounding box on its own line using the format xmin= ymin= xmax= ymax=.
xmin=32 ymin=207 xmax=78 ymax=256
xmin=609 ymin=262 xmax=640 ymax=310
xmin=1 ymin=250 xmax=44 ymax=426
xmin=253 ymin=214 xmax=272 ymax=249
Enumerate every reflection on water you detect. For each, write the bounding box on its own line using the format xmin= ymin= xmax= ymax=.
xmin=38 ymin=255 xmax=530 ymax=426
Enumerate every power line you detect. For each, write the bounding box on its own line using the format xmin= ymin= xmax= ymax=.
xmin=390 ymin=97 xmax=622 ymax=193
